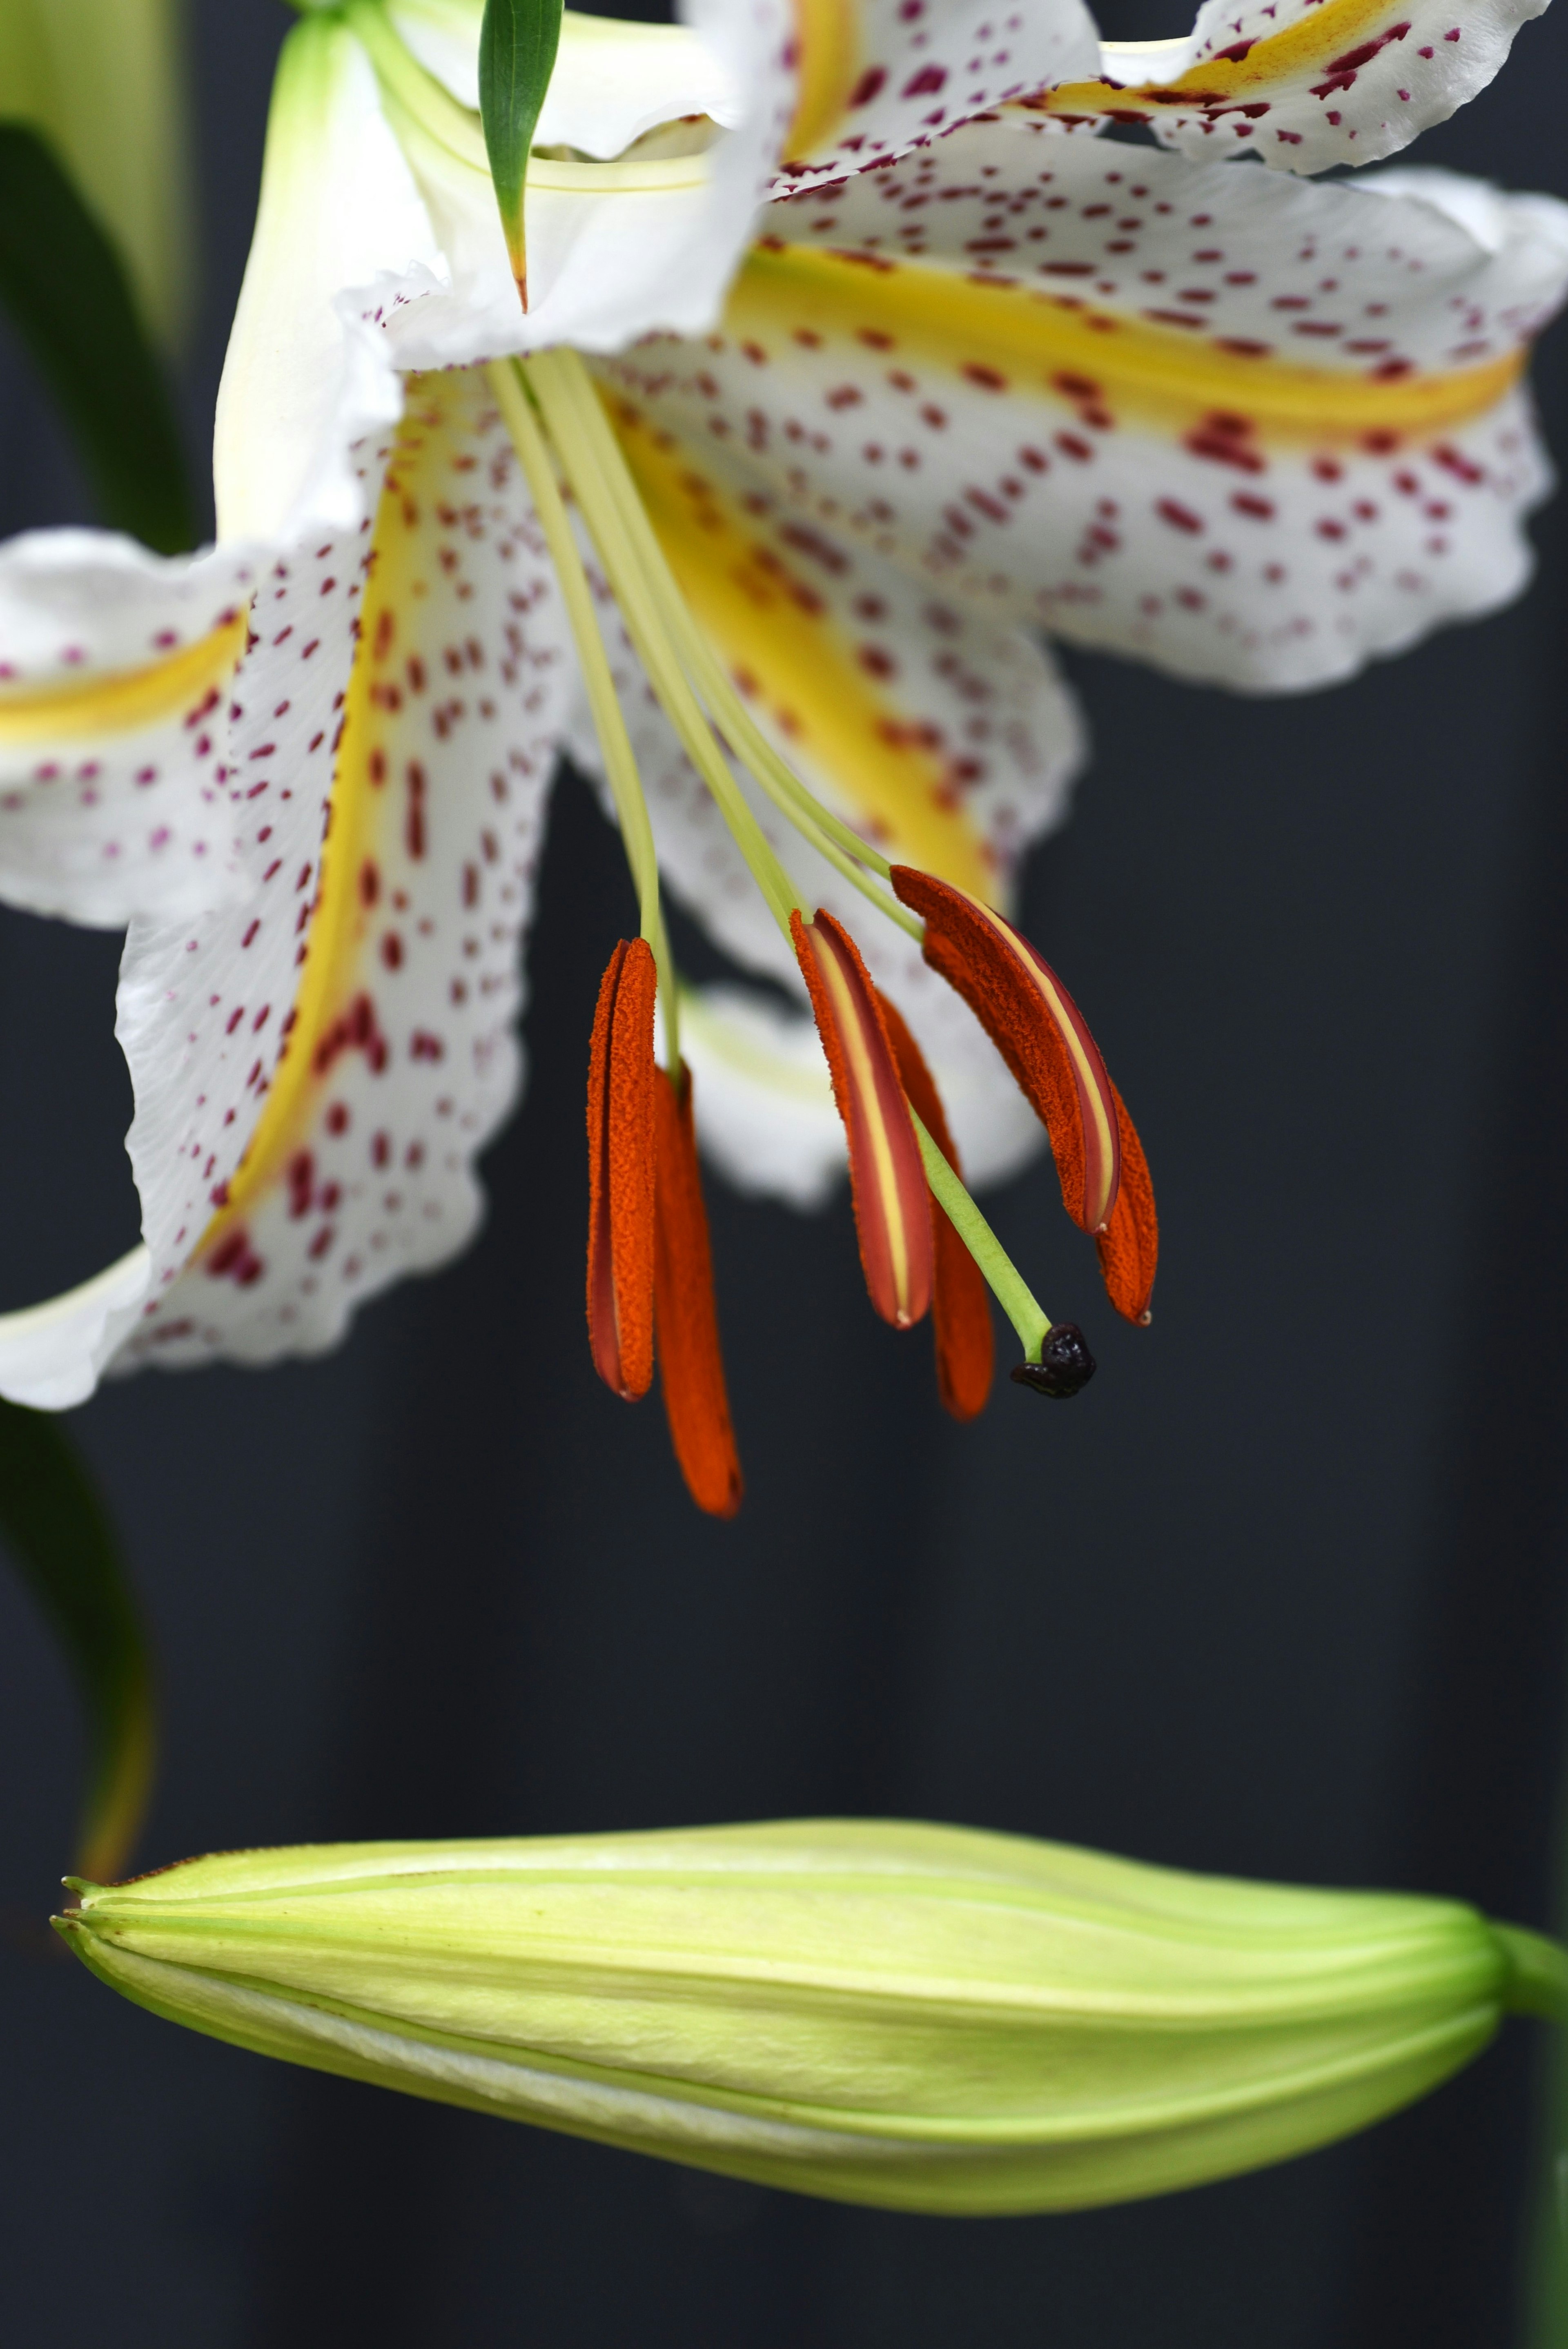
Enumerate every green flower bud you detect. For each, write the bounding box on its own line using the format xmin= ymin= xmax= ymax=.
xmin=56 ymin=1820 xmax=1564 ymax=2215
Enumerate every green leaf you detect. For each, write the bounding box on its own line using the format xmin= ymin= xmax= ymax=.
xmin=478 ymin=0 xmax=564 ymax=308
xmin=0 ymin=1399 xmax=154 ymax=1886
xmin=0 ymin=123 xmax=195 ymax=553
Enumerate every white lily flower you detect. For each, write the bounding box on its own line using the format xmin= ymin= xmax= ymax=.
xmin=0 ymin=0 xmax=1561 ymax=1507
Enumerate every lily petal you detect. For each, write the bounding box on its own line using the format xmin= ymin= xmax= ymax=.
xmin=111 ymin=370 xmax=572 ymax=1375
xmin=778 ymin=0 xmax=1099 ymax=187
xmin=0 ymin=535 xmax=257 ymax=924
xmin=675 ymin=982 xmax=846 ymax=1209
xmin=356 ymin=0 xmax=794 ymax=366
xmin=215 ymin=15 xmax=440 ymax=546
xmin=391 ymin=2 xmax=742 ymax=152
xmin=623 ymin=124 xmax=1568 ymax=691
xmin=0 ymin=1247 xmax=151 ymax=1412
xmin=1045 ymin=0 xmax=1553 ymax=179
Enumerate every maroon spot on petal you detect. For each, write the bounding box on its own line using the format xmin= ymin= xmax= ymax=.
xmin=1157 ymin=499 xmax=1204 ymax=534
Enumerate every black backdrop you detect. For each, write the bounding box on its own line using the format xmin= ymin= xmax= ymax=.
xmin=1 ymin=1 xmax=1566 ymax=2342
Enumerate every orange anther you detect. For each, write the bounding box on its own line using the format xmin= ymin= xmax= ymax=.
xmin=654 ymin=1065 xmax=744 ymax=1517
xmin=891 ymin=867 xmax=1156 ymax=1327
xmin=1097 ymin=1083 xmax=1158 ymax=1327
xmin=877 ymin=991 xmax=994 ymax=1421
xmin=792 ymin=908 xmax=933 ymax=1330
xmin=586 ymin=938 xmax=657 ymax=1399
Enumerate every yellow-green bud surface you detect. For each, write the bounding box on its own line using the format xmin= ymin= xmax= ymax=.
xmin=56 ymin=1819 xmax=1564 ymax=2215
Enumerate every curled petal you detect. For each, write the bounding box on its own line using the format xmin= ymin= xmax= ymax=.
xmin=660 ymin=130 xmax=1568 ymax=695
xmin=777 ymin=0 xmax=1099 ymax=189
xmin=876 ymin=990 xmax=993 ymax=1422
xmin=792 ymin=909 xmax=932 ymax=1329
xmin=0 ymin=541 xmax=256 ymax=927
xmin=654 ymin=1065 xmax=744 ymax=1516
xmin=891 ymin=866 xmax=1119 ymax=1236
xmin=1051 ymin=0 xmax=1552 ymax=179
xmin=1097 ymin=1085 xmax=1158 ymax=1328
xmin=587 ymin=937 xmax=658 ymax=1400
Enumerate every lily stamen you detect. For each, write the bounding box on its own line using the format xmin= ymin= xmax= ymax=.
xmin=586 ymin=936 xmax=658 ymax=1402
xmin=653 ymin=1063 xmax=744 ymax=1518
xmin=522 ymin=348 xmax=921 ymax=944
xmin=521 ymin=345 xmax=804 ymax=939
xmin=793 ymin=907 xmax=932 ymax=1332
xmin=505 ymin=343 xmax=1098 ymax=1382
xmin=488 ymin=359 xmax=678 ymax=1054
xmin=875 ymin=990 xmax=993 ymax=1422
xmin=893 ymin=865 xmax=1158 ymax=1327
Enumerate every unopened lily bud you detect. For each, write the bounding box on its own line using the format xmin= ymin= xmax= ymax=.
xmin=57 ymin=1820 xmax=1563 ymax=2216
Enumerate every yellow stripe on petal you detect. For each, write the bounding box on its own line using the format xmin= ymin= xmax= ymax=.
xmin=783 ymin=0 xmax=863 ymax=165
xmin=1037 ymin=0 xmax=1426 ymax=118
xmin=196 ymin=416 xmax=434 ymax=1252
xmin=730 ymin=243 xmax=1523 ymax=447
xmin=0 ymin=611 xmax=248 ymax=746
xmin=605 ymin=397 xmax=996 ymax=901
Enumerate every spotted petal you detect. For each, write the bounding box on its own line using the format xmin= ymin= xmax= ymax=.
xmin=777 ymin=0 xmax=1099 ymax=189
xmin=0 ymin=534 xmax=259 ymax=925
xmin=107 ymin=369 xmax=571 ymax=1375
xmin=624 ymin=123 xmax=1568 ymax=691
xmin=1035 ymin=0 xmax=1553 ymax=179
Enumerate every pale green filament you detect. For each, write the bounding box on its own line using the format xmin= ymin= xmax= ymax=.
xmin=537 ymin=350 xmax=923 ymax=943
xmin=523 ymin=348 xmax=803 ymax=939
xmin=911 ymin=1111 xmax=1051 ymax=1362
xmin=510 ymin=348 xmax=1063 ymax=1350
xmin=488 ymin=361 xmax=679 ymax=1061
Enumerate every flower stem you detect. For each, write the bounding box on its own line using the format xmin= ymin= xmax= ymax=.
xmin=488 ymin=359 xmax=678 ymax=1059
xmin=909 ymin=1109 xmax=1051 ymax=1361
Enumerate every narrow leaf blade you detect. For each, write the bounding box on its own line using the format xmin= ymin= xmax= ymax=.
xmin=0 ymin=1400 xmax=154 ymax=1884
xmin=478 ymin=0 xmax=565 ymax=308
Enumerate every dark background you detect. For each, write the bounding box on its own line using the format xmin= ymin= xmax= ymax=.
xmin=1 ymin=0 xmax=1566 ymax=2340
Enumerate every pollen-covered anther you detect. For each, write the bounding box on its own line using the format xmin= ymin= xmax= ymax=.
xmin=891 ymin=866 xmax=1157 ymax=1328
xmin=654 ymin=1064 xmax=743 ymax=1517
xmin=876 ymin=989 xmax=992 ymax=1420
xmin=792 ymin=909 xmax=932 ymax=1332
xmin=586 ymin=938 xmax=657 ymax=1400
